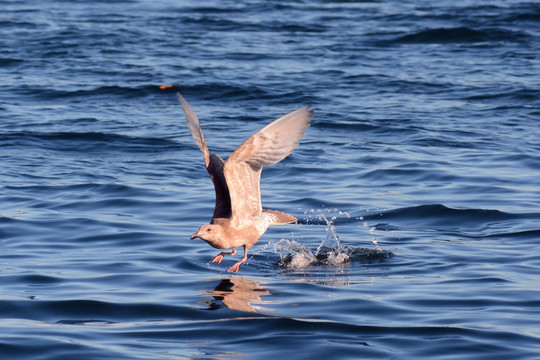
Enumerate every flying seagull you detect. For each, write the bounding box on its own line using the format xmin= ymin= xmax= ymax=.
xmin=178 ymin=93 xmax=313 ymax=272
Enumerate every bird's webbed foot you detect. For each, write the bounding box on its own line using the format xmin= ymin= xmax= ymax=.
xmin=226 ymin=246 xmax=249 ymax=272
xmin=211 ymin=248 xmax=236 ymax=264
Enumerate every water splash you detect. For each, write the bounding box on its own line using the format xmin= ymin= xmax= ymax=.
xmin=273 ymin=239 xmax=317 ymax=269
xmin=316 ymin=214 xmax=342 ymax=253
xmin=314 ymin=213 xmax=350 ymax=266
xmin=272 ymin=211 xmax=392 ymax=269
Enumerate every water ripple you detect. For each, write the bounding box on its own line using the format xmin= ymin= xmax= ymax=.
xmin=1 ymin=0 xmax=539 ymax=359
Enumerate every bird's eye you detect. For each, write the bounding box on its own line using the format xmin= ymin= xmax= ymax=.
xmin=207 ymin=228 xmax=211 ymax=232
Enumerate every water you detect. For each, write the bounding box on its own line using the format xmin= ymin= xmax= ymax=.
xmin=1 ymin=0 xmax=539 ymax=359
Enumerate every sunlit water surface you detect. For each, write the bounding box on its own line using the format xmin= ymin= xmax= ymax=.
xmin=1 ymin=1 xmax=539 ymax=359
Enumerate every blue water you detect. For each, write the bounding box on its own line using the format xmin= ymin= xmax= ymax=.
xmin=1 ymin=0 xmax=540 ymax=359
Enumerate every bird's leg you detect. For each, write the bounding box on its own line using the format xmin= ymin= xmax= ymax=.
xmin=211 ymin=248 xmax=236 ymax=264
xmin=227 ymin=245 xmax=249 ymax=273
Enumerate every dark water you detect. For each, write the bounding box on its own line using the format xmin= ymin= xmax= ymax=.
xmin=1 ymin=0 xmax=540 ymax=359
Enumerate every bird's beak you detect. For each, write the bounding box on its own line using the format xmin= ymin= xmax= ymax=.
xmin=190 ymin=232 xmax=200 ymax=240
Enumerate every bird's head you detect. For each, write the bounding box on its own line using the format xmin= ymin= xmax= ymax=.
xmin=190 ymin=224 xmax=223 ymax=243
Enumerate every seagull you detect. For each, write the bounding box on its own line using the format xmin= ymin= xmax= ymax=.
xmin=178 ymin=93 xmax=313 ymax=272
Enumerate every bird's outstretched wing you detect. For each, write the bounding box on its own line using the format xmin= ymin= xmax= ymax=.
xmin=178 ymin=93 xmax=232 ymax=220
xmin=178 ymin=92 xmax=210 ymax=166
xmin=224 ymin=105 xmax=313 ymax=226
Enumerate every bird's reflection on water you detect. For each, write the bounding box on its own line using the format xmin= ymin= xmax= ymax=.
xmin=200 ymin=277 xmax=272 ymax=313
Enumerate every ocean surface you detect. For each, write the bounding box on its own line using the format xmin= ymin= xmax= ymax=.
xmin=1 ymin=0 xmax=539 ymax=359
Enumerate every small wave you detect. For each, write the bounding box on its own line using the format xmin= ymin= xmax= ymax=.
xmin=180 ymin=14 xmax=325 ymax=33
xmin=362 ymin=204 xmax=540 ymax=241
xmin=180 ymin=16 xmax=256 ymax=32
xmin=270 ymin=22 xmax=326 ymax=33
xmin=392 ymin=27 xmax=529 ymax=44
xmin=0 ymin=131 xmax=180 ymax=153
xmin=179 ymin=83 xmax=283 ymax=101
xmin=3 ymin=182 xmax=133 ymax=194
xmin=0 ymin=57 xmax=23 ymax=67
xmin=1 ymin=299 xmax=200 ymax=323
xmin=32 ymin=85 xmax=151 ymax=100
xmin=369 ymin=204 xmax=536 ymax=225
xmin=19 ymin=274 xmax=63 ymax=285
xmin=464 ymin=87 xmax=539 ymax=103
xmin=314 ymin=119 xmax=378 ymax=132
xmin=17 ymin=84 xmax=184 ymax=101
xmin=178 ymin=6 xmax=242 ymax=15
xmin=0 ymin=20 xmax=41 ymax=29
xmin=502 ymin=6 xmax=540 ymax=23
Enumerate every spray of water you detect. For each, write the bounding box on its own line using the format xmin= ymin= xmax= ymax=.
xmin=271 ymin=209 xmax=392 ymax=269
